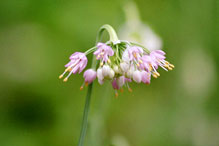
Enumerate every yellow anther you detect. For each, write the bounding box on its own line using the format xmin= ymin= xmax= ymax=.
xmin=85 ymin=82 xmax=89 ymax=87
xmin=120 ymin=88 xmax=124 ymax=93
xmin=149 ymin=65 xmax=152 ymax=72
xmin=63 ymin=78 xmax=68 ymax=82
xmin=59 ymin=74 xmax=63 ymax=79
xmin=80 ymin=86 xmax=84 ymax=90
xmin=155 ymin=72 xmax=160 ymax=76
xmin=164 ymin=64 xmax=169 ymax=68
xmin=165 ymin=61 xmax=170 ymax=64
xmin=136 ymin=63 xmax=140 ymax=67
xmin=128 ymin=88 xmax=133 ymax=92
xmin=100 ymin=62 xmax=104 ymax=66
xmin=139 ymin=60 xmax=143 ymax=64
xmin=115 ymin=92 xmax=118 ymax=98
xmin=65 ymin=67 xmax=71 ymax=72
xmin=168 ymin=67 xmax=173 ymax=70
xmin=107 ymin=59 xmax=111 ymax=64
xmin=133 ymin=53 xmax=137 ymax=58
xmin=169 ymin=64 xmax=175 ymax=68
xmin=153 ymin=74 xmax=158 ymax=78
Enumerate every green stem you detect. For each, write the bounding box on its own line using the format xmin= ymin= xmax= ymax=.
xmin=77 ymin=82 xmax=93 ymax=146
xmin=77 ymin=24 xmax=118 ymax=146
xmin=96 ymin=24 xmax=119 ymax=42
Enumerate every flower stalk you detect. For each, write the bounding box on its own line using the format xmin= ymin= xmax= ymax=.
xmin=77 ymin=24 xmax=118 ymax=146
xmin=59 ymin=24 xmax=174 ymax=146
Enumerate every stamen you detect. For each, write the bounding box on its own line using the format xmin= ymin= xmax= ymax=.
xmin=169 ymin=64 xmax=175 ymax=68
xmin=165 ymin=61 xmax=170 ymax=64
xmin=120 ymin=88 xmax=124 ymax=93
xmin=126 ymin=83 xmax=133 ymax=92
xmin=149 ymin=65 xmax=152 ymax=72
xmin=158 ymin=62 xmax=168 ymax=71
xmin=80 ymin=82 xmax=85 ymax=90
xmin=115 ymin=91 xmax=118 ymax=98
xmin=59 ymin=68 xmax=70 ymax=79
xmin=164 ymin=64 xmax=169 ymax=68
xmin=152 ymin=65 xmax=158 ymax=73
xmin=63 ymin=77 xmax=68 ymax=82
xmin=85 ymin=82 xmax=89 ymax=87
xmin=168 ymin=67 xmax=173 ymax=70
xmin=139 ymin=59 xmax=143 ymax=64
xmin=152 ymin=73 xmax=158 ymax=78
xmin=59 ymin=74 xmax=63 ymax=79
xmin=65 ymin=67 xmax=71 ymax=72
xmin=133 ymin=52 xmax=137 ymax=58
xmin=107 ymin=59 xmax=111 ymax=64
xmin=155 ymin=72 xmax=160 ymax=76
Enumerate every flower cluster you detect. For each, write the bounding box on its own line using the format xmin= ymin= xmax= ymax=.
xmin=59 ymin=41 xmax=174 ymax=97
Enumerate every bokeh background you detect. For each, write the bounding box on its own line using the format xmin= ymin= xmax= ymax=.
xmin=0 ymin=0 xmax=218 ymax=146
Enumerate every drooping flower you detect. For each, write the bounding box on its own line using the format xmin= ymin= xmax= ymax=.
xmin=127 ymin=46 xmax=143 ymax=61
xmin=83 ymin=69 xmax=97 ymax=85
xmin=141 ymin=50 xmax=174 ymax=78
xmin=59 ymin=52 xmax=87 ymax=82
xmin=94 ymin=43 xmax=114 ymax=63
xmin=150 ymin=50 xmax=174 ymax=71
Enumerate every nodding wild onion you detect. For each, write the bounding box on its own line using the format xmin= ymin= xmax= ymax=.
xmin=59 ymin=24 xmax=174 ymax=146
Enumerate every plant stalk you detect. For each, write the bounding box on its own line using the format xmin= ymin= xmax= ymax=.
xmin=77 ymin=24 xmax=118 ymax=146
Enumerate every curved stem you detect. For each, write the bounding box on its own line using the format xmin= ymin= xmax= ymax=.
xmin=96 ymin=24 xmax=119 ymax=42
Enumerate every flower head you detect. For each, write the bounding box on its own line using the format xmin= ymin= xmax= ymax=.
xmin=59 ymin=24 xmax=174 ymax=97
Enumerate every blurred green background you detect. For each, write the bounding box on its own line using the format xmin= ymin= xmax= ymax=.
xmin=0 ymin=0 xmax=218 ymax=146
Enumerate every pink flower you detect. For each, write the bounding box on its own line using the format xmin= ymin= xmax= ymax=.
xmin=141 ymin=55 xmax=158 ymax=71
xmin=141 ymin=50 xmax=174 ymax=78
xmin=83 ymin=69 xmax=97 ymax=85
xmin=59 ymin=52 xmax=87 ymax=82
xmin=141 ymin=71 xmax=151 ymax=84
xmin=127 ymin=46 xmax=143 ymax=61
xmin=94 ymin=43 xmax=114 ymax=63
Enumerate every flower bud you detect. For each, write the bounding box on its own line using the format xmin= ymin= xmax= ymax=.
xmin=118 ymin=76 xmax=125 ymax=87
xmin=97 ymin=68 xmax=104 ymax=80
xmin=120 ymin=62 xmax=129 ymax=72
xmin=98 ymin=78 xmax=104 ymax=85
xmin=83 ymin=69 xmax=97 ymax=84
xmin=113 ymin=65 xmax=119 ymax=74
xmin=102 ymin=65 xmax=111 ymax=77
xmin=108 ymin=69 xmax=115 ymax=79
xmin=132 ymin=70 xmax=142 ymax=83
